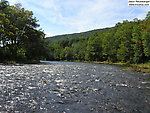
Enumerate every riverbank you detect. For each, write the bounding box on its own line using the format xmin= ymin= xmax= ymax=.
xmin=0 ymin=60 xmax=40 ymax=65
xmin=3 ymin=60 xmax=149 ymax=73
xmin=121 ymin=62 xmax=150 ymax=73
xmin=71 ymin=60 xmax=150 ymax=73
xmin=93 ymin=61 xmax=150 ymax=73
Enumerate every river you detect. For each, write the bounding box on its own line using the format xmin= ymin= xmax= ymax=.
xmin=0 ymin=61 xmax=150 ymax=112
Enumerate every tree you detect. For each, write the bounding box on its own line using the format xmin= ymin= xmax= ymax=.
xmin=0 ymin=0 xmax=8 ymax=11
xmin=60 ymin=47 xmax=72 ymax=60
xmin=102 ymin=28 xmax=117 ymax=62
xmin=115 ymin=22 xmax=134 ymax=63
xmin=85 ymin=35 xmax=102 ymax=61
xmin=71 ymin=37 xmax=87 ymax=61
xmin=132 ymin=23 xmax=144 ymax=63
xmin=0 ymin=0 xmax=46 ymax=62
xmin=142 ymin=22 xmax=150 ymax=60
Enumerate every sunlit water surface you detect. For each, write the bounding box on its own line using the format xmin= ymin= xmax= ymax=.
xmin=0 ymin=61 xmax=150 ymax=112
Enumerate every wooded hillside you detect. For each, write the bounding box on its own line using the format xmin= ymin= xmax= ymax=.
xmin=46 ymin=13 xmax=150 ymax=64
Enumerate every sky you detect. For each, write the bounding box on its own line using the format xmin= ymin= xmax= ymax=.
xmin=8 ymin=0 xmax=150 ymax=37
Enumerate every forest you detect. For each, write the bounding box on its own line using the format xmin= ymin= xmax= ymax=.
xmin=0 ymin=0 xmax=150 ymax=65
xmin=0 ymin=0 xmax=48 ymax=63
xmin=46 ymin=12 xmax=150 ymax=64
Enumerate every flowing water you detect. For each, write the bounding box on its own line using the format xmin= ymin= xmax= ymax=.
xmin=0 ymin=61 xmax=150 ymax=113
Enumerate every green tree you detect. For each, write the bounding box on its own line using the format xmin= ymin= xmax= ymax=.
xmin=102 ymin=28 xmax=117 ymax=62
xmin=85 ymin=35 xmax=102 ymax=61
xmin=142 ymin=12 xmax=150 ymax=61
xmin=115 ymin=22 xmax=134 ymax=63
xmin=71 ymin=37 xmax=87 ymax=61
xmin=60 ymin=47 xmax=72 ymax=60
xmin=132 ymin=23 xmax=144 ymax=63
xmin=0 ymin=0 xmax=46 ymax=62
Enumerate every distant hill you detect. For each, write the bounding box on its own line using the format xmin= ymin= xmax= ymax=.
xmin=46 ymin=27 xmax=111 ymax=43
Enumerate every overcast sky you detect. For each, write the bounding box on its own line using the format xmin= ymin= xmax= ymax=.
xmin=8 ymin=0 xmax=150 ymax=37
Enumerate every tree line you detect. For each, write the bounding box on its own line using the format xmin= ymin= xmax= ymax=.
xmin=46 ymin=12 xmax=150 ymax=64
xmin=0 ymin=0 xmax=48 ymax=63
xmin=1 ymin=0 xmax=150 ymax=64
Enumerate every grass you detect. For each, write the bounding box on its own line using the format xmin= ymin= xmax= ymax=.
xmin=76 ymin=60 xmax=150 ymax=73
xmin=101 ymin=61 xmax=150 ymax=73
xmin=123 ymin=62 xmax=150 ymax=73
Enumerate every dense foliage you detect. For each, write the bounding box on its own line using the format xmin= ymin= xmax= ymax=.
xmin=1 ymin=0 xmax=149 ymax=64
xmin=0 ymin=0 xmax=47 ymax=63
xmin=47 ymin=12 xmax=150 ymax=64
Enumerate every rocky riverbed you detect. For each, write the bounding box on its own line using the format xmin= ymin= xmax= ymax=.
xmin=0 ymin=61 xmax=150 ymax=112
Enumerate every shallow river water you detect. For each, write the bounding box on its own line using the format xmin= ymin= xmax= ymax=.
xmin=0 ymin=61 xmax=150 ymax=113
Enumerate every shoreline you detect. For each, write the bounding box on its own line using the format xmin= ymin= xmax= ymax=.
xmin=60 ymin=60 xmax=150 ymax=73
xmin=1 ymin=60 xmax=149 ymax=73
xmin=0 ymin=60 xmax=40 ymax=65
xmin=87 ymin=61 xmax=150 ymax=73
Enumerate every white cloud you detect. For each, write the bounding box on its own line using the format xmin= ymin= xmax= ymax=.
xmin=8 ymin=0 xmax=150 ymax=36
